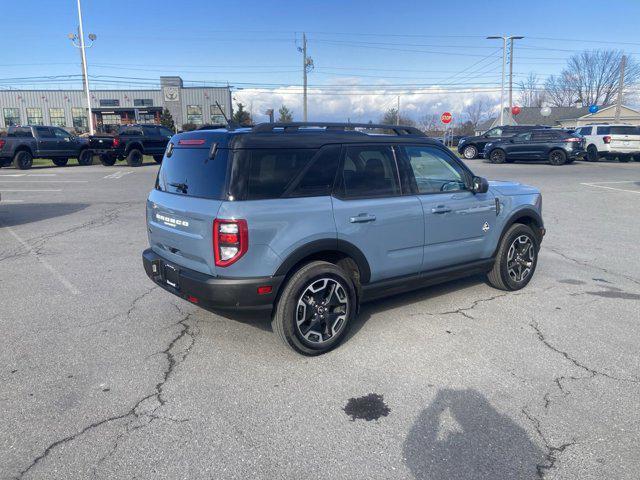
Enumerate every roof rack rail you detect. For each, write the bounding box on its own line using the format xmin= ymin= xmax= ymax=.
xmin=252 ymin=122 xmax=425 ymax=136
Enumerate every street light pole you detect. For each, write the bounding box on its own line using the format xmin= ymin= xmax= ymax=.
xmin=298 ymin=33 xmax=313 ymax=122
xmin=70 ymin=0 xmax=96 ymax=135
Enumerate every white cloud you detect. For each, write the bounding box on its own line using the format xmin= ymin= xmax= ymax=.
xmin=235 ymin=81 xmax=502 ymax=124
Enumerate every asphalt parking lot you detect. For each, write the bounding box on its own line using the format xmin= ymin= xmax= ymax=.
xmin=1 ymin=158 xmax=639 ymax=479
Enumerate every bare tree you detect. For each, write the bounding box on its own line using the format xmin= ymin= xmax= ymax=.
xmin=463 ymin=97 xmax=492 ymax=129
xmin=381 ymin=108 xmax=415 ymax=126
xmin=417 ymin=113 xmax=440 ymax=134
xmin=518 ymin=73 xmax=547 ymax=107
xmin=544 ymin=50 xmax=640 ymax=106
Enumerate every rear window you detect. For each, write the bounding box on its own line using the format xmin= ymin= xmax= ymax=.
xmin=598 ymin=126 xmax=640 ymax=135
xmin=155 ymin=147 xmax=229 ymax=200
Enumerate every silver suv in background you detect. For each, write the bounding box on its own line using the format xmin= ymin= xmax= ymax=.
xmin=575 ymin=124 xmax=640 ymax=162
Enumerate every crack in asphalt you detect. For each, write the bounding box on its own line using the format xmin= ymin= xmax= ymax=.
xmin=548 ymin=247 xmax=640 ymax=287
xmin=529 ymin=321 xmax=639 ymax=384
xmin=69 ymin=285 xmax=159 ymax=331
xmin=522 ymin=408 xmax=577 ymax=479
xmin=437 ymin=292 xmax=510 ymax=319
xmin=0 ymin=204 xmax=132 ymax=262
xmin=15 ymin=305 xmax=197 ymax=479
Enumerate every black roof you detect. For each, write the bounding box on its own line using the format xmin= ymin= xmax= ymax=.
xmin=174 ymin=122 xmax=438 ymax=150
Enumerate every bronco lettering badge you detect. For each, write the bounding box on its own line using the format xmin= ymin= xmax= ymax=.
xmin=156 ymin=213 xmax=189 ymax=228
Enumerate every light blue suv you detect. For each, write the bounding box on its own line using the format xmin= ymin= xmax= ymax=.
xmin=143 ymin=122 xmax=544 ymax=355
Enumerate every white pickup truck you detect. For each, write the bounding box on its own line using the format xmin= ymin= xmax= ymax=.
xmin=575 ymin=124 xmax=640 ymax=162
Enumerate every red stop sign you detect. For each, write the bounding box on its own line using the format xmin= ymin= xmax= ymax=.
xmin=441 ymin=112 xmax=453 ymax=124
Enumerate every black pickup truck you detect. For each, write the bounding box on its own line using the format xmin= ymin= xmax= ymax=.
xmin=89 ymin=124 xmax=174 ymax=167
xmin=0 ymin=126 xmax=92 ymax=169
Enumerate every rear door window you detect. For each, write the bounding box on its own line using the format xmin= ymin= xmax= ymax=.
xmin=156 ymin=147 xmax=229 ymax=200
xmin=578 ymin=126 xmax=593 ymax=135
xmin=338 ymin=145 xmax=400 ymax=198
xmin=35 ymin=126 xmax=54 ymax=138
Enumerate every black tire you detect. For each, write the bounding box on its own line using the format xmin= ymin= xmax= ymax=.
xmin=77 ymin=149 xmax=93 ymax=166
xmin=153 ymin=155 xmax=163 ymax=164
xmin=126 ymin=148 xmax=143 ymax=167
xmin=489 ymin=149 xmax=506 ymax=164
xmin=52 ymin=157 xmax=68 ymax=167
xmin=548 ymin=149 xmax=567 ymax=165
xmin=618 ymin=155 xmax=631 ymax=163
xmin=587 ymin=145 xmax=600 ymax=162
xmin=13 ymin=150 xmax=33 ymax=170
xmin=99 ymin=154 xmax=117 ymax=166
xmin=462 ymin=145 xmax=478 ymax=160
xmin=566 ymin=158 xmax=575 ymax=164
xmin=272 ymin=261 xmax=357 ymax=356
xmin=487 ymin=223 xmax=539 ymax=291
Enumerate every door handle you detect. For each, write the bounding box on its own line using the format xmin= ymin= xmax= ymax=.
xmin=349 ymin=213 xmax=376 ymax=223
xmin=431 ymin=205 xmax=452 ymax=214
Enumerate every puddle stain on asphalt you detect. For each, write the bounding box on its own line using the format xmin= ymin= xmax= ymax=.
xmin=586 ymin=290 xmax=640 ymax=300
xmin=343 ymin=393 xmax=391 ymax=421
xmin=558 ymin=279 xmax=586 ymax=285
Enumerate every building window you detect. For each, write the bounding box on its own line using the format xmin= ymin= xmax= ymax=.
xmin=26 ymin=108 xmax=44 ymax=125
xmin=210 ymin=104 xmax=226 ymax=124
xmin=138 ymin=113 xmax=156 ymax=123
xmin=134 ymin=99 xmax=153 ymax=107
xmin=3 ymin=108 xmax=20 ymax=126
xmin=101 ymin=114 xmax=121 ymax=125
xmin=49 ymin=108 xmax=66 ymax=127
xmin=186 ymin=105 xmax=203 ymax=124
xmin=99 ymin=99 xmax=120 ymax=107
xmin=71 ymin=107 xmax=88 ymax=132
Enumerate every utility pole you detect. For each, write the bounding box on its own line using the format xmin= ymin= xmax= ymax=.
xmin=614 ymin=55 xmax=627 ymax=123
xmin=298 ymin=33 xmax=314 ymax=122
xmin=69 ymin=0 xmax=96 ymax=135
xmin=396 ymin=96 xmax=400 ymax=125
xmin=488 ymin=35 xmax=523 ymax=126
xmin=508 ymin=36 xmax=524 ymax=123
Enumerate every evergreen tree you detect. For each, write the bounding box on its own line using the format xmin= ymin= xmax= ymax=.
xmin=278 ymin=105 xmax=293 ymax=122
xmin=160 ymin=108 xmax=175 ymax=132
xmin=232 ymin=103 xmax=252 ymax=125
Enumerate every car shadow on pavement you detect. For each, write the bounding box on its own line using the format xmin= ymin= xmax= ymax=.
xmin=0 ymin=202 xmax=90 ymax=227
xmin=403 ymin=388 xmax=544 ymax=479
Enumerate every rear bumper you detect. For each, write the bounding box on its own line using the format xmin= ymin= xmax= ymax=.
xmin=142 ymin=248 xmax=284 ymax=311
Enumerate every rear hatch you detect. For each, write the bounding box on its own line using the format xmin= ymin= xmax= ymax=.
xmin=147 ymin=134 xmax=230 ymax=276
xmin=604 ymin=126 xmax=640 ymax=152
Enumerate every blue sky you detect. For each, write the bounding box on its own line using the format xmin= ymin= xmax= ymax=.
xmin=3 ymin=0 xmax=640 ymax=121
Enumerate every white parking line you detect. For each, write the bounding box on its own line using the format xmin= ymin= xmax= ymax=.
xmin=0 ymin=180 xmax=88 ymax=183
xmin=0 ymin=220 xmax=79 ymax=295
xmin=0 ymin=189 xmax=62 ymax=192
xmin=581 ymin=182 xmax=640 ymax=194
xmin=0 ymin=174 xmax=26 ymax=177
xmin=103 ymin=171 xmax=132 ymax=179
xmin=1 ymin=199 xmax=24 ymax=203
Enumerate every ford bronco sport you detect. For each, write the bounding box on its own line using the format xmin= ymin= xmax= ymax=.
xmin=143 ymin=122 xmax=544 ymax=355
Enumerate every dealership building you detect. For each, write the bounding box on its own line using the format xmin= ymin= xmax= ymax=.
xmin=0 ymin=76 xmax=232 ymax=132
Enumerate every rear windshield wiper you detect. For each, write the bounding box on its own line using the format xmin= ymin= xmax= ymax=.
xmin=169 ymin=182 xmax=188 ymax=193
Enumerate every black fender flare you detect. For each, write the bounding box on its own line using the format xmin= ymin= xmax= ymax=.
xmin=495 ymin=207 xmax=544 ymax=253
xmin=125 ymin=142 xmax=144 ymax=155
xmin=13 ymin=145 xmax=34 ymax=158
xmin=274 ymin=238 xmax=372 ymax=284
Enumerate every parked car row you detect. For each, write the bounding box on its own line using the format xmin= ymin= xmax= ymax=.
xmin=0 ymin=123 xmax=173 ymax=169
xmin=457 ymin=123 xmax=640 ymax=166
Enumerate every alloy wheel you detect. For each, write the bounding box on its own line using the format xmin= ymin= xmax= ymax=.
xmin=296 ymin=277 xmax=349 ymax=344
xmin=507 ymin=235 xmax=535 ymax=283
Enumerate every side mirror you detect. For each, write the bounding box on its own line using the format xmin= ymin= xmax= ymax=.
xmin=510 ymin=138 xmax=516 ymax=143
xmin=483 ymin=134 xmax=490 ymax=138
xmin=471 ymin=176 xmax=489 ymax=194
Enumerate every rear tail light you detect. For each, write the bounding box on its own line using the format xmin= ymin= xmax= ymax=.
xmin=213 ymin=219 xmax=248 ymax=267
xmin=112 ymin=137 xmax=121 ymax=147
xmin=603 ymin=136 xmax=611 ymax=144
xmin=0 ymin=139 xmax=5 ymax=149
xmin=562 ymin=137 xmax=581 ymax=142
